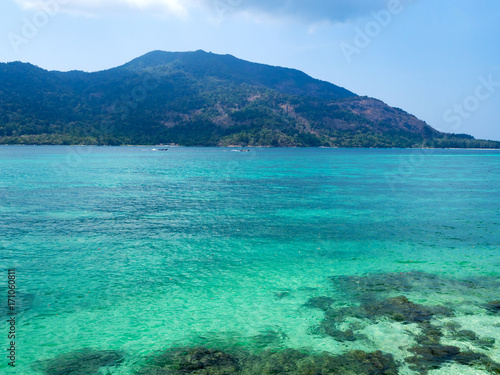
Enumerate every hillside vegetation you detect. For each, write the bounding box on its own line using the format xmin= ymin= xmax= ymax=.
xmin=0 ymin=50 xmax=498 ymax=148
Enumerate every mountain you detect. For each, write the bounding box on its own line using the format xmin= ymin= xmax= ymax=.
xmin=0 ymin=50 xmax=498 ymax=148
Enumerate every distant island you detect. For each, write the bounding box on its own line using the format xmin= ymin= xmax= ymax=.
xmin=0 ymin=50 xmax=498 ymax=148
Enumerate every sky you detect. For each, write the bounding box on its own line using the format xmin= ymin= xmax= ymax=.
xmin=1 ymin=0 xmax=499 ymax=141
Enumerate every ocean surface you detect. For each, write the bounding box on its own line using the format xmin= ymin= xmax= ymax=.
xmin=0 ymin=146 xmax=499 ymax=374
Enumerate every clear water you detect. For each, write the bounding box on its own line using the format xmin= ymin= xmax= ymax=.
xmin=0 ymin=146 xmax=499 ymax=374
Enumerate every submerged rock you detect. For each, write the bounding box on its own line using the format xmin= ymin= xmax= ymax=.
xmin=331 ymin=271 xmax=444 ymax=297
xmin=484 ymin=300 xmax=500 ymax=314
xmin=406 ymin=344 xmax=460 ymax=374
xmin=443 ymin=320 xmax=462 ymax=331
xmin=443 ymin=320 xmax=496 ymax=349
xmin=455 ymin=329 xmax=480 ymax=341
xmin=331 ymin=271 xmax=500 ymax=308
xmin=315 ymin=306 xmax=365 ymax=341
xmin=243 ymin=348 xmax=307 ymax=374
xmin=138 ymin=347 xmax=241 ymax=375
xmin=322 ymin=295 xmax=448 ymax=326
xmin=310 ymin=271 xmax=500 ymax=374
xmin=316 ymin=295 xmax=450 ymax=345
xmin=451 ymin=329 xmax=496 ymax=349
xmin=304 ymin=296 xmax=334 ymax=311
xmin=325 ymin=350 xmax=399 ymax=375
xmin=414 ymin=322 xmax=444 ymax=346
xmin=137 ymin=346 xmax=399 ymax=375
xmin=274 ymin=291 xmax=291 ymax=299
xmin=318 ymin=326 xmax=364 ymax=342
xmin=455 ymin=351 xmax=500 ymax=374
xmin=251 ymin=330 xmax=288 ymax=349
xmin=360 ymin=295 xmax=449 ymax=323
xmin=407 ymin=344 xmax=500 ymax=374
xmin=244 ymin=349 xmax=399 ymax=375
xmin=38 ymin=348 xmax=124 ymax=375
xmin=178 ymin=348 xmax=240 ymax=373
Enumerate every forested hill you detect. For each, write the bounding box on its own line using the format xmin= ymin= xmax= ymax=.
xmin=0 ymin=50 xmax=498 ymax=148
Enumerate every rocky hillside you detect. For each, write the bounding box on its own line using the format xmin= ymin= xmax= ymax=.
xmin=0 ymin=50 xmax=498 ymax=148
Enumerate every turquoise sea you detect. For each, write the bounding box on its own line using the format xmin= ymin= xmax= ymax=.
xmin=1 ymin=146 xmax=499 ymax=374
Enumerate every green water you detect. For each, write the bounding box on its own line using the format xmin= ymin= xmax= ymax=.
xmin=0 ymin=146 xmax=499 ymax=374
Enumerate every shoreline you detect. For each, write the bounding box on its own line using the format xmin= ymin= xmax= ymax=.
xmin=1 ymin=144 xmax=500 ymax=150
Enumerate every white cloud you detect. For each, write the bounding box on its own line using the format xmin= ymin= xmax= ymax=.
xmin=14 ymin=0 xmax=202 ymax=18
xmin=227 ymin=0 xmax=392 ymax=23
xmin=13 ymin=0 xmax=412 ymax=23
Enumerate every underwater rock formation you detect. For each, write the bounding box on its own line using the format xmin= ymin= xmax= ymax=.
xmin=454 ymin=351 xmax=500 ymax=374
xmin=330 ymin=271 xmax=500 ymax=305
xmin=415 ymin=322 xmax=444 ymax=346
xmin=322 ymin=350 xmax=399 ymax=375
xmin=304 ymin=296 xmax=334 ymax=311
xmin=451 ymin=329 xmax=496 ymax=349
xmin=251 ymin=330 xmax=288 ymax=349
xmin=37 ymin=348 xmax=124 ymax=375
xmin=313 ymin=295 xmax=451 ymax=341
xmin=243 ymin=348 xmax=308 ymax=374
xmin=136 ymin=346 xmax=399 ymax=375
xmin=485 ymin=300 xmax=500 ymax=314
xmin=132 ymin=272 xmax=499 ymax=375
xmin=406 ymin=344 xmax=460 ymax=373
xmin=316 ymin=327 xmax=363 ymax=342
xmin=274 ymin=291 xmax=291 ymax=299
xmin=359 ymin=295 xmax=452 ymax=323
xmin=331 ymin=271 xmax=446 ymax=298
xmin=137 ymin=347 xmax=241 ymax=375
xmin=407 ymin=345 xmax=500 ymax=375
xmin=312 ymin=271 xmax=500 ymax=374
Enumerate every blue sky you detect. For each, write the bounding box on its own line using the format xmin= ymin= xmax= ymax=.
xmin=1 ymin=0 xmax=499 ymax=140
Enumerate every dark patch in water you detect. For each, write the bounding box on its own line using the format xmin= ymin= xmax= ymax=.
xmin=135 ymin=271 xmax=498 ymax=374
xmin=407 ymin=345 xmax=500 ymax=375
xmin=36 ymin=348 xmax=124 ymax=375
xmin=315 ymin=295 xmax=451 ymax=342
xmin=322 ymin=350 xmax=399 ymax=375
xmin=313 ymin=294 xmax=452 ymax=351
xmin=246 ymin=349 xmax=399 ymax=375
xmin=415 ymin=322 xmax=444 ymax=346
xmin=136 ymin=347 xmax=241 ymax=375
xmin=406 ymin=344 xmax=461 ymax=374
xmin=312 ymin=271 xmax=500 ymax=373
xmin=451 ymin=330 xmax=496 ymax=349
xmin=403 ymin=311 xmax=500 ymax=374
xmin=244 ymin=348 xmax=308 ymax=374
xmin=136 ymin=346 xmax=399 ymax=375
xmin=443 ymin=320 xmax=462 ymax=331
xmin=330 ymin=271 xmax=500 ymax=306
xmin=316 ymin=326 xmax=365 ymax=342
xmin=484 ymin=300 xmax=500 ymax=314
xmin=455 ymin=351 xmax=500 ymax=374
xmin=331 ymin=271 xmax=442 ymax=297
xmin=359 ymin=296 xmax=452 ymax=323
xmin=251 ymin=330 xmax=288 ymax=349
xmin=304 ymin=296 xmax=334 ymax=311
xmin=440 ymin=322 xmax=497 ymax=350
xmin=171 ymin=348 xmax=239 ymax=374
xmin=274 ymin=291 xmax=291 ymax=299
xmin=0 ymin=291 xmax=35 ymax=315
xmin=405 ymin=321 xmax=500 ymax=374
